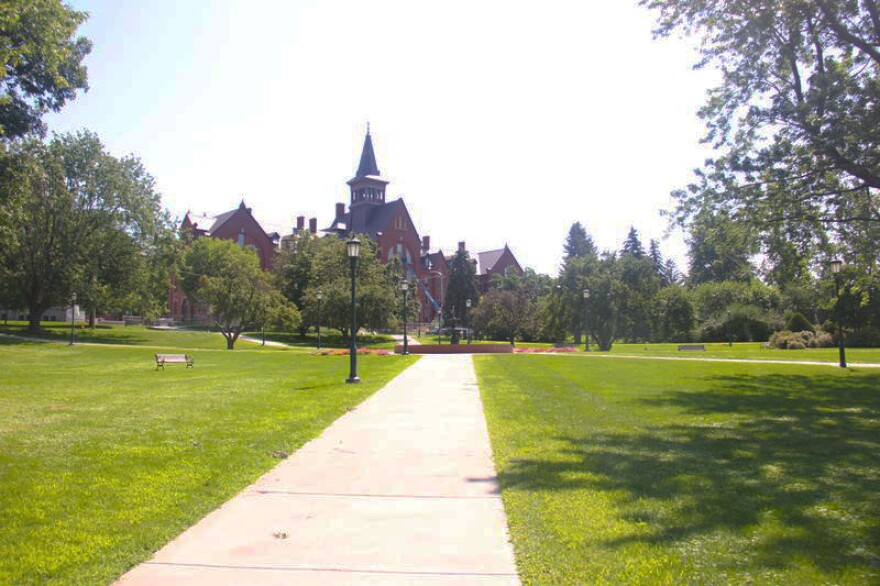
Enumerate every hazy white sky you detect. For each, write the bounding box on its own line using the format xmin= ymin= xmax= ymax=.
xmin=47 ymin=0 xmax=718 ymax=276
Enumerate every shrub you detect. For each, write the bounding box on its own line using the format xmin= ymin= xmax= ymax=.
xmin=768 ymin=330 xmax=834 ymax=349
xmin=785 ymin=312 xmax=815 ymax=333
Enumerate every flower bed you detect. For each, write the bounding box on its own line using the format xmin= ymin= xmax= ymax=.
xmin=313 ymin=348 xmax=392 ymax=356
xmin=513 ymin=347 xmax=579 ymax=353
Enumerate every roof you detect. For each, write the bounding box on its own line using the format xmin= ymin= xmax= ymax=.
xmin=355 ymin=130 xmax=380 ymax=178
xmin=423 ymin=251 xmax=448 ymax=271
xmin=476 ymin=248 xmax=505 ymax=275
xmin=327 ymin=199 xmax=406 ymax=239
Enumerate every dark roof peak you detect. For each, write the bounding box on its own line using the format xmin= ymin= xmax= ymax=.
xmin=355 ymin=127 xmax=381 ymax=178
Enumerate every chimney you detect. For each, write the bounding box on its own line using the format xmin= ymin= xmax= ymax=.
xmin=296 ymin=216 xmax=305 ymax=231
xmin=309 ymin=217 xmax=317 ymax=234
xmin=422 ymin=235 xmax=430 ymax=252
xmin=458 ymin=241 xmax=466 ymax=253
xmin=336 ymin=202 xmax=345 ymax=218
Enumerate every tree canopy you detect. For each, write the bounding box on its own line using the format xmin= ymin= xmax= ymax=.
xmin=182 ymin=238 xmax=299 ymax=349
xmin=643 ymin=0 xmax=880 ymax=275
xmin=0 ymin=131 xmax=173 ymax=332
xmin=0 ymin=0 xmax=91 ymax=138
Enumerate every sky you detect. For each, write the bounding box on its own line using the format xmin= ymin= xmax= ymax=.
xmin=47 ymin=0 xmax=718 ymax=276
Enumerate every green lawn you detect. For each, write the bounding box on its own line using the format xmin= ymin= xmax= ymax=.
xmin=475 ymin=355 xmax=880 ymax=585
xmin=0 ymin=321 xmax=268 ymax=350
xmin=608 ymin=341 xmax=880 ymax=364
xmin=0 ymin=339 xmax=417 ymax=585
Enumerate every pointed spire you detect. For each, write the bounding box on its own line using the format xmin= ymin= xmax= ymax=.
xmin=355 ymin=125 xmax=380 ymax=178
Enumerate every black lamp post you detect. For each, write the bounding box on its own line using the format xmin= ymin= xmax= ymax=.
xmin=316 ymin=290 xmax=323 ymax=350
xmin=583 ymin=289 xmax=591 ymax=352
xmin=831 ymin=258 xmax=847 ymax=368
xmin=465 ymin=298 xmax=472 ymax=344
xmin=400 ymin=281 xmax=409 ymax=355
xmin=727 ymin=309 xmax=733 ymax=347
xmin=69 ymin=292 xmax=77 ymax=346
xmin=346 ymin=238 xmax=361 ymax=383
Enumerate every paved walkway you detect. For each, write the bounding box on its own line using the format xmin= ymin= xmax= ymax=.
xmin=115 ymin=355 xmax=520 ymax=585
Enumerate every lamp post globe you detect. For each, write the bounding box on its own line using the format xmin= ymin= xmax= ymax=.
xmin=831 ymin=258 xmax=847 ymax=368
xmin=316 ymin=290 xmax=323 ymax=350
xmin=346 ymin=238 xmax=361 ymax=383
xmin=400 ymin=281 xmax=409 ymax=355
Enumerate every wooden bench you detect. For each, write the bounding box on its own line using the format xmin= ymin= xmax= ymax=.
xmin=677 ymin=344 xmax=706 ymax=352
xmin=155 ymin=353 xmax=194 ymax=370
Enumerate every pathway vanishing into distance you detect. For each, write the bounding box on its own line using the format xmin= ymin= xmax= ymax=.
xmin=115 ymin=355 xmax=520 ymax=585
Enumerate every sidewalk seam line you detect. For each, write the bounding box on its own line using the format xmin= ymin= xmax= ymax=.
xmin=251 ymin=489 xmax=501 ymax=500
xmin=144 ymin=561 xmax=519 ymax=577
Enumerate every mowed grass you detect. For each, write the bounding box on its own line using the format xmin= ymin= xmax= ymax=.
xmin=0 ymin=339 xmax=417 ymax=585
xmin=608 ymin=341 xmax=880 ymax=364
xmin=475 ymin=355 xmax=880 ymax=585
xmin=0 ymin=321 xmax=267 ymax=350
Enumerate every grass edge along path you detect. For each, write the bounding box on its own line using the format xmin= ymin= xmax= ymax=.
xmin=474 ymin=354 xmax=880 ymax=585
xmin=0 ymin=342 xmax=418 ymax=585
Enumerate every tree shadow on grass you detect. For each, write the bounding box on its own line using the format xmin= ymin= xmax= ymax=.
xmin=497 ymin=372 xmax=880 ymax=574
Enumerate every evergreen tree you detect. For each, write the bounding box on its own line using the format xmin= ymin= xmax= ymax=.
xmin=648 ymin=239 xmax=664 ymax=279
xmin=443 ymin=248 xmax=480 ymax=343
xmin=563 ymin=221 xmax=597 ymax=260
xmin=621 ymin=226 xmax=645 ymax=259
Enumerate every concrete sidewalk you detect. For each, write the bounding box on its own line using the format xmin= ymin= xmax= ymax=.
xmin=115 ymin=355 xmax=520 ymax=585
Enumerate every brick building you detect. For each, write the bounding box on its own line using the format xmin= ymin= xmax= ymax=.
xmin=169 ymin=201 xmax=281 ymax=322
xmin=168 ymin=128 xmax=523 ymax=325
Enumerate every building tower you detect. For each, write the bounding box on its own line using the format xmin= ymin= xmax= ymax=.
xmin=347 ymin=127 xmax=390 ymax=233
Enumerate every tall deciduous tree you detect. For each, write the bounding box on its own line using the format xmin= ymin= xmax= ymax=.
xmin=643 ymin=0 xmax=880 ymax=279
xmin=0 ymin=1 xmax=92 ymax=138
xmin=687 ymin=208 xmax=756 ymax=285
xmin=182 ymin=238 xmax=299 ymax=350
xmin=0 ymin=132 xmax=173 ymax=332
xmin=289 ymin=235 xmax=398 ymax=343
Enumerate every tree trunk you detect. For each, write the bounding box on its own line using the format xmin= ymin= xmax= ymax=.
xmin=226 ymin=336 xmax=235 ymax=350
xmin=27 ymin=301 xmax=50 ymax=334
xmin=88 ymin=305 xmax=96 ymax=328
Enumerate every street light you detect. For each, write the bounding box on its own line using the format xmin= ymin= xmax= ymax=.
xmin=346 ymin=238 xmax=361 ymax=383
xmin=727 ymin=309 xmax=733 ymax=347
xmin=316 ymin=290 xmax=323 ymax=350
xmin=400 ymin=281 xmax=409 ymax=355
xmin=69 ymin=292 xmax=77 ymax=345
xmin=583 ymin=289 xmax=590 ymax=352
xmin=465 ymin=298 xmax=472 ymax=344
xmin=831 ymin=258 xmax=847 ymax=368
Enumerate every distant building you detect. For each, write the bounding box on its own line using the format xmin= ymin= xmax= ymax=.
xmin=169 ymin=201 xmax=280 ymax=322
xmin=475 ymin=245 xmax=524 ymax=292
xmin=168 ymin=127 xmax=524 ymax=325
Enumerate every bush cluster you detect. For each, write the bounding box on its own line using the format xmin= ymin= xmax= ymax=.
xmin=768 ymin=330 xmax=834 ymax=350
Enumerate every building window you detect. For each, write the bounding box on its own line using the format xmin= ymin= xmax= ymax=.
xmin=237 ymin=231 xmax=245 ymax=247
